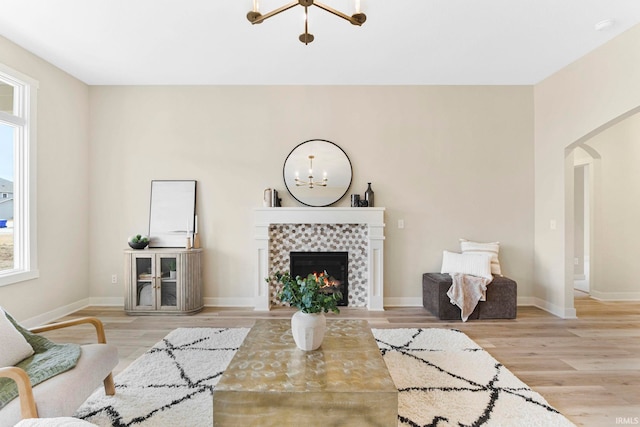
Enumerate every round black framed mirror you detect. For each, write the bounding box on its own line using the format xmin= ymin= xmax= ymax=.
xmin=283 ymin=139 xmax=352 ymax=207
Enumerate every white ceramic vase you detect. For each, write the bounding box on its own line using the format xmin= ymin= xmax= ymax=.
xmin=291 ymin=311 xmax=326 ymax=351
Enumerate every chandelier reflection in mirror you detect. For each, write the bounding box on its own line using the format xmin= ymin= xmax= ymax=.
xmin=247 ymin=0 xmax=366 ymax=45
xmin=283 ymin=139 xmax=352 ymax=207
xmin=295 ymin=155 xmax=328 ymax=188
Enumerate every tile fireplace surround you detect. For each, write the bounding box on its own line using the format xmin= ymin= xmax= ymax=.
xmin=254 ymin=207 xmax=385 ymax=311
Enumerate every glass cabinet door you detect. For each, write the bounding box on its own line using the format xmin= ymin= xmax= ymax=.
xmin=135 ymin=257 xmax=154 ymax=308
xmin=158 ymin=256 xmax=178 ymax=309
xmin=126 ymin=249 xmax=201 ymax=315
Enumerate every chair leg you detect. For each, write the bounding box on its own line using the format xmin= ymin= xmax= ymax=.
xmin=103 ymin=373 xmax=115 ymax=395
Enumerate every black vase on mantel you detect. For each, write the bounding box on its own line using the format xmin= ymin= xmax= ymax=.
xmin=364 ymin=183 xmax=374 ymax=207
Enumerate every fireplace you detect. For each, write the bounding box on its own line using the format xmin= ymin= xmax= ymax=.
xmin=254 ymin=207 xmax=386 ymax=311
xmin=290 ymin=251 xmax=348 ymax=306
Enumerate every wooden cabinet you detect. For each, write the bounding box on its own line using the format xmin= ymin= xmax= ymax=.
xmin=124 ymin=248 xmax=203 ymax=315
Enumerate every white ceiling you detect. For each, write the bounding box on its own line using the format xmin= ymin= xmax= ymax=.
xmin=1 ymin=0 xmax=640 ymax=85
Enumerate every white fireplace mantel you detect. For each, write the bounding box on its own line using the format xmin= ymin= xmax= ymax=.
xmin=254 ymin=207 xmax=386 ymax=311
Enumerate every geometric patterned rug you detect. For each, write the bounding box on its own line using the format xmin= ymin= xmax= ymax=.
xmin=74 ymin=327 xmax=575 ymax=426
xmin=373 ymin=328 xmax=576 ymax=427
xmin=75 ymin=328 xmax=249 ymax=427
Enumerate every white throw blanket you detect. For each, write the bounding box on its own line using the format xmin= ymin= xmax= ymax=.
xmin=447 ymin=272 xmax=492 ymax=322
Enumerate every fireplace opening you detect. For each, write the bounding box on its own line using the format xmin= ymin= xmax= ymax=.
xmin=290 ymin=251 xmax=348 ymax=306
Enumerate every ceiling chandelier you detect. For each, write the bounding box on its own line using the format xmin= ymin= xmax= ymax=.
xmin=295 ymin=155 xmax=328 ymax=188
xmin=247 ymin=0 xmax=367 ymax=45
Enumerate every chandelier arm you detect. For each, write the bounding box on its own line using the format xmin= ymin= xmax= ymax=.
xmin=313 ymin=2 xmax=362 ymax=25
xmin=251 ymin=1 xmax=298 ymax=24
xmin=303 ymin=5 xmax=310 ymax=44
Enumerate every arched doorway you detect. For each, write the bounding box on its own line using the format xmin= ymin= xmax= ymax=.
xmin=565 ymin=106 xmax=640 ymax=311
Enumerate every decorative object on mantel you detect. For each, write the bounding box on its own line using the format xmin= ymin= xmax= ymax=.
xmin=263 ymin=188 xmax=272 ymax=207
xmin=270 ymin=271 xmax=342 ymax=351
xmin=364 ymin=182 xmax=374 ymax=207
xmin=283 ymin=139 xmax=352 ymax=207
xmin=128 ymin=234 xmax=149 ymax=249
xmin=246 ymin=0 xmax=367 ymax=45
xmin=350 ymin=188 xmax=372 ymax=207
xmin=262 ymin=188 xmax=281 ymax=207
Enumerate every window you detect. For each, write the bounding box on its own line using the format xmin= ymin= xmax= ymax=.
xmin=0 ymin=64 xmax=38 ymax=286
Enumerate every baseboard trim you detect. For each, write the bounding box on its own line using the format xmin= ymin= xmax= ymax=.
xmin=517 ymin=296 xmax=536 ymax=306
xmin=23 ymin=295 xmax=579 ymax=323
xmin=589 ymin=290 xmax=640 ymax=301
xmin=383 ymin=297 xmax=423 ymax=307
xmin=532 ymin=297 xmax=577 ymax=319
xmin=21 ymin=298 xmax=91 ymax=328
xmin=204 ymin=297 xmax=255 ymax=308
xmin=89 ymin=297 xmax=124 ymax=306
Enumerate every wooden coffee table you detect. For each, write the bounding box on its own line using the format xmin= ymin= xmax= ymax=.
xmin=213 ymin=319 xmax=398 ymax=426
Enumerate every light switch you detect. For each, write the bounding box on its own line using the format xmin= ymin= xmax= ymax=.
xmin=550 ymin=219 xmax=557 ymax=230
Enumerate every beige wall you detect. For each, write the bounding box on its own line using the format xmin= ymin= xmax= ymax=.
xmin=88 ymin=86 xmax=535 ymax=307
xmin=0 ymin=83 xmax=12 ymax=113
xmin=5 ymin=17 xmax=639 ymax=320
xmin=586 ymin=112 xmax=640 ymax=299
xmin=534 ymin=24 xmax=640 ymax=316
xmin=0 ymin=36 xmax=90 ymax=321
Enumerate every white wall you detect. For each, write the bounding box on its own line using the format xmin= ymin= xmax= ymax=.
xmin=88 ymin=86 xmax=535 ymax=307
xmin=0 ymin=36 xmax=90 ymax=322
xmin=573 ymin=165 xmax=585 ymax=277
xmin=586 ymin=112 xmax=640 ymax=299
xmin=534 ymin=24 xmax=640 ymax=317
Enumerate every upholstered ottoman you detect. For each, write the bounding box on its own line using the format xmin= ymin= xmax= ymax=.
xmin=422 ymin=273 xmax=517 ymax=320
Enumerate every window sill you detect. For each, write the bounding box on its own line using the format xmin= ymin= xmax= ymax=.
xmin=0 ymin=270 xmax=40 ymax=287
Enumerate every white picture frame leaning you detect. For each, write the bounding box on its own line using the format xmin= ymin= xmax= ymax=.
xmin=148 ymin=180 xmax=196 ymax=248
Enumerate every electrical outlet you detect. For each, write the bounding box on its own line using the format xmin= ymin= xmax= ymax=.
xmin=111 ymin=274 xmax=118 ymax=284
xmin=574 ymin=258 xmax=580 ymax=265
xmin=398 ymin=219 xmax=405 ymax=229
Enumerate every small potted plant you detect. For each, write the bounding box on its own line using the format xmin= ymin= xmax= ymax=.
xmin=269 ymin=271 xmax=342 ymax=351
xmin=128 ymin=234 xmax=149 ymax=250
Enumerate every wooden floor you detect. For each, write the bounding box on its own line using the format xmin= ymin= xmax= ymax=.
xmin=42 ymin=293 xmax=640 ymax=427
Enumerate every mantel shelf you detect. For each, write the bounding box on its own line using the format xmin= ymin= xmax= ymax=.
xmin=254 ymin=207 xmax=386 ymax=226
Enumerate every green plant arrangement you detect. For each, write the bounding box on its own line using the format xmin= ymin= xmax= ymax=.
xmin=128 ymin=234 xmax=149 ymax=249
xmin=269 ymin=271 xmax=343 ymax=314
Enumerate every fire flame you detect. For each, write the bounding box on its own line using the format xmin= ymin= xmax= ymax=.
xmin=313 ymin=271 xmax=341 ymax=289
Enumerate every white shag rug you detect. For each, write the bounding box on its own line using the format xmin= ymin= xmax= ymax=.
xmin=374 ymin=328 xmax=575 ymax=427
xmin=74 ymin=327 xmax=575 ymax=427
